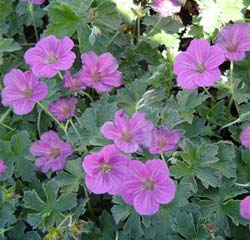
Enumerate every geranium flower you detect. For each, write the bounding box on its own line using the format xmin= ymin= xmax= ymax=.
xmin=215 ymin=23 xmax=250 ymax=61
xmin=1 ymin=69 xmax=48 ymax=115
xmin=82 ymin=145 xmax=130 ymax=195
xmin=240 ymin=196 xmax=250 ymax=220
xmin=24 ymin=35 xmax=76 ymax=78
xmin=0 ymin=160 xmax=7 ymax=176
xmin=81 ymin=51 xmax=122 ymax=92
xmin=151 ymin=0 xmax=181 ymax=17
xmin=20 ymin=0 xmax=45 ymax=4
xmin=49 ymin=97 xmax=79 ymax=121
xmin=149 ymin=126 xmax=181 ymax=154
xmin=62 ymin=71 xmax=86 ymax=92
xmin=100 ymin=109 xmax=153 ymax=153
xmin=173 ymin=39 xmax=225 ymax=89
xmin=30 ymin=130 xmax=73 ymax=173
xmin=121 ymin=159 xmax=176 ymax=215
xmin=240 ymin=125 xmax=250 ymax=148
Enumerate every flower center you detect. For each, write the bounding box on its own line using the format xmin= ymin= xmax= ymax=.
xmin=100 ymin=162 xmax=111 ymax=173
xmin=62 ymin=106 xmax=72 ymax=114
xmin=23 ymin=88 xmax=33 ymax=98
xmin=157 ymin=138 xmax=167 ymax=148
xmin=49 ymin=148 xmax=60 ymax=158
xmin=226 ymin=44 xmax=237 ymax=53
xmin=142 ymin=179 xmax=155 ymax=191
xmin=92 ymin=72 xmax=102 ymax=82
xmin=196 ymin=63 xmax=206 ymax=73
xmin=121 ymin=132 xmax=133 ymax=142
xmin=48 ymin=56 xmax=57 ymax=64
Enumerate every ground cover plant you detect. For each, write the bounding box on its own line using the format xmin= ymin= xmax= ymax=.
xmin=1 ymin=0 xmax=250 ymax=239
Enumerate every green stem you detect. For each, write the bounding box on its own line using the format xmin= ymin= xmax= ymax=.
xmin=229 ymin=61 xmax=239 ymax=115
xmin=105 ymin=31 xmax=120 ymax=49
xmin=235 ymin=182 xmax=250 ymax=187
xmin=161 ymin=152 xmax=166 ymax=162
xmin=69 ymin=119 xmax=83 ymax=144
xmin=37 ymin=110 xmax=42 ymax=137
xmin=37 ymin=102 xmax=66 ymax=132
xmin=83 ymin=185 xmax=97 ymax=221
xmin=58 ymin=71 xmax=64 ymax=80
xmin=220 ymin=118 xmax=240 ymax=130
xmin=137 ymin=17 xmax=141 ymax=41
xmin=203 ymin=87 xmax=215 ymax=102
xmin=0 ymin=122 xmax=14 ymax=131
xmin=0 ymin=108 xmax=12 ymax=125
xmin=29 ymin=3 xmax=38 ymax=41
xmin=80 ymin=91 xmax=94 ymax=103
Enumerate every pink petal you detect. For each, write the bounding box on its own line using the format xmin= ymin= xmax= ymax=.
xmin=134 ymin=191 xmax=159 ymax=215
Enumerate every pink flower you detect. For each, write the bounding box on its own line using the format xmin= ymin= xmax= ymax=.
xmin=149 ymin=126 xmax=181 ymax=154
xmin=215 ymin=23 xmax=250 ymax=61
xmin=0 ymin=160 xmax=7 ymax=176
xmin=49 ymin=97 xmax=79 ymax=121
xmin=81 ymin=51 xmax=122 ymax=92
xmin=20 ymin=0 xmax=45 ymax=4
xmin=82 ymin=145 xmax=130 ymax=195
xmin=151 ymin=0 xmax=181 ymax=17
xmin=173 ymin=39 xmax=225 ymax=90
xmin=240 ymin=196 xmax=250 ymax=220
xmin=240 ymin=125 xmax=250 ymax=148
xmin=100 ymin=109 xmax=153 ymax=153
xmin=121 ymin=159 xmax=176 ymax=215
xmin=30 ymin=130 xmax=73 ymax=173
xmin=24 ymin=35 xmax=76 ymax=78
xmin=62 ymin=71 xmax=86 ymax=92
xmin=1 ymin=69 xmax=48 ymax=115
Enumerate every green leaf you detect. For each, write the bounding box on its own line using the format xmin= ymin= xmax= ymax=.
xmin=0 ymin=37 xmax=21 ymax=53
xmin=70 ymin=95 xmax=117 ymax=147
xmin=24 ymin=179 xmax=77 ymax=231
xmin=117 ymin=79 xmax=147 ymax=115
xmin=55 ymin=158 xmax=85 ymax=193
xmin=45 ymin=2 xmax=80 ymax=37
xmin=210 ymin=141 xmax=236 ymax=179
xmin=195 ymin=179 xmax=248 ymax=236
xmin=171 ymin=139 xmax=221 ymax=192
xmin=0 ymin=202 xmax=16 ymax=228
xmin=111 ymin=196 xmax=134 ymax=224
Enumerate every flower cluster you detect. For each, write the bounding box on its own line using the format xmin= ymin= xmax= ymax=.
xmin=30 ymin=131 xmax=73 ymax=173
xmin=173 ymin=23 xmax=250 ymax=90
xmin=1 ymin=35 xmax=122 ymax=117
xmin=82 ymin=109 xmax=180 ymax=215
xmin=101 ymin=109 xmax=181 ymax=154
xmin=151 ymin=0 xmax=182 ymax=17
xmin=82 ymin=145 xmax=176 ymax=215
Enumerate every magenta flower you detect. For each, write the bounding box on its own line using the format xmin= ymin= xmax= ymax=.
xmin=81 ymin=51 xmax=122 ymax=92
xmin=215 ymin=23 xmax=250 ymax=61
xmin=49 ymin=97 xmax=79 ymax=121
xmin=173 ymin=39 xmax=225 ymax=90
xmin=1 ymin=69 xmax=48 ymax=115
xmin=240 ymin=125 xmax=250 ymax=148
xmin=24 ymin=35 xmax=76 ymax=78
xmin=151 ymin=0 xmax=181 ymax=17
xmin=240 ymin=196 xmax=250 ymax=220
xmin=82 ymin=145 xmax=130 ymax=195
xmin=0 ymin=160 xmax=7 ymax=176
xmin=62 ymin=71 xmax=86 ymax=92
xmin=20 ymin=0 xmax=45 ymax=4
xmin=149 ymin=126 xmax=181 ymax=154
xmin=30 ymin=130 xmax=73 ymax=173
xmin=121 ymin=159 xmax=176 ymax=215
xmin=100 ymin=109 xmax=153 ymax=153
